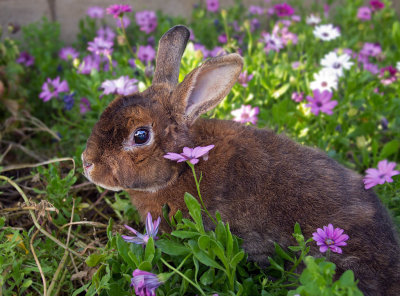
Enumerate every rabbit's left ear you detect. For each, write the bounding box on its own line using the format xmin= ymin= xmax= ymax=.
xmin=172 ymin=53 xmax=243 ymax=125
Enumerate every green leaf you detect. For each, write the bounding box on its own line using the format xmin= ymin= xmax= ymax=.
xmin=274 ymin=243 xmax=294 ymax=263
xmin=379 ymin=140 xmax=400 ymax=159
xmin=198 ymin=235 xmax=211 ymax=250
xmin=137 ymin=260 xmax=152 ymax=272
xmin=107 ymin=218 xmax=113 ymax=241
xmin=155 ymin=239 xmax=190 ymax=256
xmin=171 ymin=230 xmax=200 ymax=239
xmin=268 ymin=257 xmax=284 ymax=272
xmin=116 ymin=235 xmax=136 ymax=268
xmin=85 ymin=253 xmax=106 ymax=267
xmin=230 ymin=251 xmax=245 ymax=268
xmin=144 ymin=237 xmax=155 ymax=262
xmin=184 ymin=193 xmax=204 ymax=233
xmin=272 ymin=83 xmax=290 ymax=99
xmin=200 ymin=268 xmax=215 ymax=285
xmin=188 ymin=240 xmax=224 ymax=270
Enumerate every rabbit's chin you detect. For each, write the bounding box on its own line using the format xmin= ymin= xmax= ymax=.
xmin=84 ymin=172 xmax=124 ymax=192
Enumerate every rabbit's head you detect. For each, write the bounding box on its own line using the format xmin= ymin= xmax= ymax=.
xmin=82 ymin=25 xmax=243 ymax=192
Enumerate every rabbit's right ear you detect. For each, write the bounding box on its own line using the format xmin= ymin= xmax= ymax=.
xmin=172 ymin=53 xmax=243 ymax=125
xmin=153 ymin=25 xmax=190 ymax=86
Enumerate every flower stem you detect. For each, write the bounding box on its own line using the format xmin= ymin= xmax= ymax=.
xmin=119 ymin=16 xmax=136 ymax=58
xmin=160 ymin=257 xmax=206 ymax=296
xmin=326 ymin=249 xmax=331 ymax=261
xmin=188 ymin=162 xmax=216 ymax=225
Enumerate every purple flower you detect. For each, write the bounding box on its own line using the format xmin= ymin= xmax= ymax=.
xmin=312 ymin=224 xmax=349 ymax=254
xmin=164 ymin=145 xmax=215 ymax=165
xmin=137 ymin=45 xmax=156 ymax=64
xmin=272 ymin=24 xmax=298 ymax=45
xmin=206 ymin=0 xmax=219 ymax=12
xmin=273 ymin=3 xmax=295 ymax=17
xmin=87 ymin=6 xmax=104 ymax=18
xmin=122 ymin=213 xmax=161 ymax=245
xmin=261 ymin=33 xmax=284 ymax=53
xmin=59 ymin=47 xmax=79 ymax=61
xmin=291 ymin=92 xmax=304 ymax=102
xmin=362 ymin=62 xmax=379 ymax=74
xmin=97 ymin=26 xmax=116 ymax=42
xmin=194 ymin=44 xmax=210 ymax=58
xmin=231 ymin=105 xmax=259 ymax=125
xmin=131 ymin=269 xmax=163 ymax=296
xmin=238 ymin=71 xmax=254 ymax=87
xmin=101 ymin=76 xmax=138 ymax=96
xmin=80 ymin=97 xmax=91 ymax=114
xmin=363 ymin=160 xmax=399 ymax=189
xmin=249 ymin=5 xmax=264 ymax=15
xmin=135 ymin=11 xmax=158 ymax=34
xmin=78 ymin=55 xmax=100 ymax=74
xmin=291 ymin=15 xmax=301 ymax=22
xmin=87 ymin=37 xmax=113 ymax=56
xmin=63 ymin=93 xmax=74 ymax=110
xmin=218 ymin=33 xmax=227 ymax=43
xmin=106 ymin=4 xmax=132 ymax=18
xmin=357 ymin=6 xmax=372 ymax=21
xmin=306 ymin=90 xmax=338 ymax=116
xmin=370 ymin=0 xmax=384 ymax=11
xmin=39 ymin=77 xmax=69 ymax=102
xmin=16 ymin=52 xmax=34 ymax=67
xmin=250 ymin=18 xmax=260 ymax=32
xmin=210 ymin=46 xmax=225 ymax=57
xmin=360 ymin=42 xmax=381 ymax=57
xmin=292 ymin=61 xmax=300 ymax=70
xmin=128 ymin=58 xmax=136 ymax=68
xmin=116 ymin=15 xmax=130 ymax=28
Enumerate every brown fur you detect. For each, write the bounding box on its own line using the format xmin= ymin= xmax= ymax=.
xmin=83 ymin=26 xmax=400 ymax=295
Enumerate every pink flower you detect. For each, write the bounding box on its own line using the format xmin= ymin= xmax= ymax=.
xmin=137 ymin=45 xmax=156 ymax=63
xmin=261 ymin=33 xmax=284 ymax=53
xmin=273 ymin=3 xmax=295 ymax=17
xmin=306 ymin=90 xmax=338 ymax=116
xmin=363 ymin=160 xmax=399 ymax=189
xmin=273 ymin=24 xmax=298 ymax=45
xmin=164 ymin=145 xmax=215 ymax=165
xmin=59 ymin=47 xmax=79 ymax=61
xmin=101 ymin=76 xmax=138 ymax=96
xmin=360 ymin=42 xmax=381 ymax=57
xmin=312 ymin=224 xmax=349 ymax=254
xmin=39 ymin=77 xmax=69 ymax=102
xmin=218 ymin=33 xmax=227 ymax=43
xmin=97 ymin=26 xmax=116 ymax=42
xmin=77 ymin=55 xmax=100 ymax=75
xmin=206 ymin=0 xmax=219 ymax=12
xmin=106 ymin=4 xmax=132 ymax=18
xmin=131 ymin=269 xmax=163 ymax=296
xmin=79 ymin=97 xmax=91 ymax=114
xmin=291 ymin=92 xmax=304 ymax=102
xmin=210 ymin=46 xmax=225 ymax=57
xmin=87 ymin=6 xmax=104 ymax=18
xmin=238 ymin=71 xmax=254 ymax=87
xmin=231 ymin=105 xmax=259 ymax=124
xmin=357 ymin=6 xmax=372 ymax=21
xmin=370 ymin=0 xmax=384 ymax=11
xmin=379 ymin=66 xmax=398 ymax=85
xmin=135 ymin=11 xmax=158 ymax=34
xmin=291 ymin=15 xmax=301 ymax=22
xmin=122 ymin=213 xmax=160 ymax=245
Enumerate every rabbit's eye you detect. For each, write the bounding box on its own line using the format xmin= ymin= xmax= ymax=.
xmin=133 ymin=128 xmax=150 ymax=145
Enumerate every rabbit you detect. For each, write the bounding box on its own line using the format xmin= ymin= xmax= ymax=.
xmin=82 ymin=25 xmax=400 ymax=295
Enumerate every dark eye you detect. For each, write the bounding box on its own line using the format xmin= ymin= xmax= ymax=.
xmin=133 ymin=128 xmax=150 ymax=145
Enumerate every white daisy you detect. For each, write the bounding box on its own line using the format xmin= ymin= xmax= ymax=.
xmin=320 ymin=51 xmax=354 ymax=77
xmin=313 ymin=24 xmax=341 ymax=41
xmin=396 ymin=62 xmax=400 ymax=72
xmin=306 ymin=14 xmax=321 ymax=25
xmin=310 ymin=68 xmax=338 ymax=92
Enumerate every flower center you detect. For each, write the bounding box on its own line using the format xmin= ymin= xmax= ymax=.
xmin=333 ymin=62 xmax=341 ymax=69
xmin=316 ymin=101 xmax=323 ymax=107
xmin=322 ymin=32 xmax=329 ymax=37
xmin=321 ymin=81 xmax=328 ymax=87
xmin=325 ymin=238 xmax=334 ymax=245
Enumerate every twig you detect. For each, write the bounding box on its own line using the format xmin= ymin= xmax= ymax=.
xmin=0 ymin=176 xmax=83 ymax=258
xmin=48 ymin=199 xmax=76 ymax=295
xmin=30 ymin=228 xmax=47 ymax=296
xmin=58 ymin=221 xmax=108 ymax=232
xmin=54 ymin=268 xmax=68 ymax=296
xmin=1 ymin=140 xmax=45 ymax=162
xmin=0 ymin=144 xmax=12 ymax=163
xmin=0 ymin=157 xmax=75 ymax=173
xmin=88 ymin=189 xmax=109 ymax=210
xmin=1 ymin=206 xmax=57 ymax=213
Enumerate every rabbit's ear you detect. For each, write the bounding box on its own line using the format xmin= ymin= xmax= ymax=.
xmin=173 ymin=53 xmax=243 ymax=125
xmin=153 ymin=25 xmax=190 ymax=86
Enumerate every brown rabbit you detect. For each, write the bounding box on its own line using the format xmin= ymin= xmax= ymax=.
xmin=82 ymin=25 xmax=400 ymax=295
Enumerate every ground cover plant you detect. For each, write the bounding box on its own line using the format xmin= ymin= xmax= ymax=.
xmin=0 ymin=0 xmax=399 ymax=295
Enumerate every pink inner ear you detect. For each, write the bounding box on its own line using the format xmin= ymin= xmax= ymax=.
xmin=185 ymin=64 xmax=238 ymax=117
